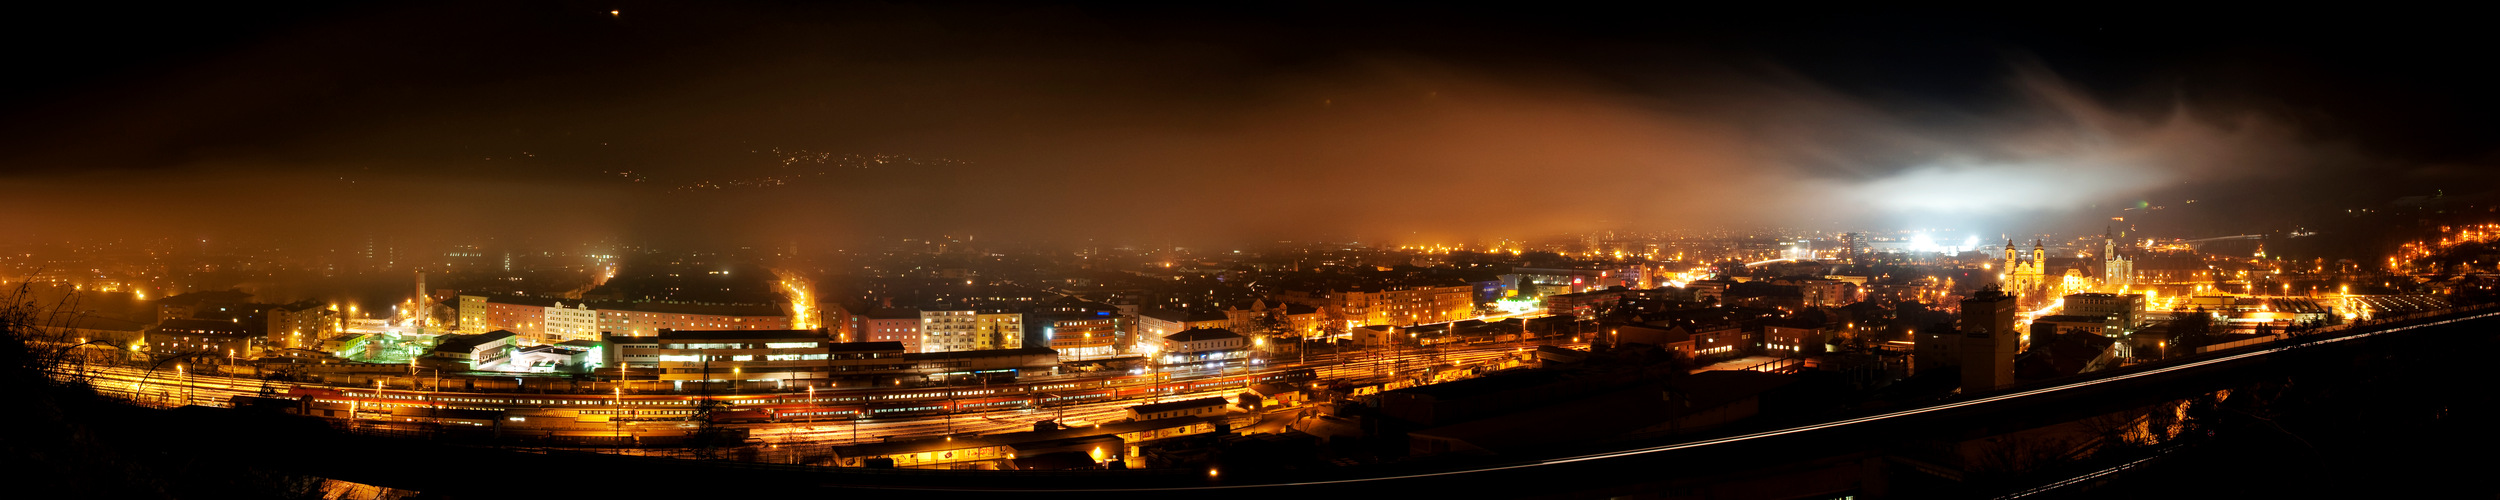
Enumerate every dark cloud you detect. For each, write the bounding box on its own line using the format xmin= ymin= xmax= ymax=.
xmin=2 ymin=5 xmax=2492 ymax=249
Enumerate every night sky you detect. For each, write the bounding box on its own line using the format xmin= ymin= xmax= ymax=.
xmin=5 ymin=4 xmax=2493 ymax=249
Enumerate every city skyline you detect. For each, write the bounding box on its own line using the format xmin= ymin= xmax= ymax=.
xmin=8 ymin=5 xmax=2500 ymax=498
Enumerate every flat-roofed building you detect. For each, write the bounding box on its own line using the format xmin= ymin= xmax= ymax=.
xmin=1127 ymin=397 xmax=1228 ymax=421
xmin=461 ymin=294 xmax=553 ymax=341
xmin=864 ymin=309 xmax=923 ymax=353
xmin=2061 ymin=293 xmax=2146 ymax=333
xmin=919 ymin=309 xmax=979 ymax=353
xmin=828 ymin=341 xmax=912 ymax=375
xmin=903 ymin=348 xmax=1059 ymax=378
xmin=542 ymin=301 xmax=600 ymax=343
xmin=1036 ymin=312 xmax=1122 ymax=360
xmin=267 ymin=300 xmax=339 ymax=350
xmin=429 ymin=330 xmax=519 ymax=370
xmin=1158 ymin=328 xmax=1247 ymax=365
xmin=974 ymin=312 xmax=1024 ymax=350
xmin=147 ymin=318 xmax=261 ymax=357
xmin=652 ymin=329 xmax=831 ymax=382
xmin=601 ymin=334 xmax=662 ymax=373
xmin=597 ymin=302 xmax=791 ymax=337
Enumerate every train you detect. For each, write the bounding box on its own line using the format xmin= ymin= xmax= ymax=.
xmin=707 ymin=367 xmax=1319 ymax=424
xmin=277 ymin=367 xmax=1320 ymax=425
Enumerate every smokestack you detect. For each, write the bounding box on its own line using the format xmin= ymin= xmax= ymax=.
xmin=415 ymin=270 xmax=427 ymax=322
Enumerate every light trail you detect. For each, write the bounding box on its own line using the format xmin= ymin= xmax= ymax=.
xmin=888 ymin=308 xmax=2500 ymax=492
xmin=1993 ymin=445 xmax=2181 ymax=499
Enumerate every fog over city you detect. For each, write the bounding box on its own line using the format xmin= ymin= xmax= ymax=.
xmin=21 ymin=6 xmax=2500 ymax=498
xmin=4 ymin=5 xmax=2492 ymax=250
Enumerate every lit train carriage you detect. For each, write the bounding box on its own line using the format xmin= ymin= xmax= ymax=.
xmin=769 ymin=405 xmax=864 ymax=421
xmin=948 ymin=394 xmax=1035 ymax=412
xmin=716 ymin=403 xmax=866 ymax=422
xmin=1037 ymin=387 xmax=1118 ymax=406
xmin=863 ymin=402 xmax=949 ymax=417
xmin=388 ymin=406 xmax=505 ymax=427
xmin=1261 ymin=368 xmax=1318 ymax=384
xmin=708 ymin=409 xmax=775 ymax=424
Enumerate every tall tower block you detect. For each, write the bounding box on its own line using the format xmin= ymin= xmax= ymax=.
xmin=1960 ymin=287 xmax=2021 ymax=391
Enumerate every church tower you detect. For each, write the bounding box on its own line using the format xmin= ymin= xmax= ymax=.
xmin=2102 ymin=228 xmax=2134 ymax=288
xmin=2002 ymin=239 xmax=2047 ymax=305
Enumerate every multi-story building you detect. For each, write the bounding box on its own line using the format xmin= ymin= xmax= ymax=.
xmin=147 ymin=318 xmax=259 ymax=357
xmin=266 ymin=300 xmax=339 ymax=350
xmin=428 ymin=330 xmax=519 ymax=371
xmin=650 ymin=329 xmax=832 ymax=382
xmin=601 ymin=334 xmax=661 ymax=374
xmin=461 ymin=295 xmax=551 ymax=341
xmin=1959 ymin=288 xmax=2022 ymax=391
xmin=543 ymin=301 xmax=600 ymax=343
xmin=1141 ymin=308 xmax=1241 ymax=342
xmin=2031 ymin=314 xmax=2122 ymax=339
xmin=1139 ymin=309 xmax=1189 ymax=343
xmin=2061 ymin=292 xmax=2146 ymax=333
xmin=974 ymin=312 xmax=1023 ymax=350
xmin=1282 ymin=282 xmax=1476 ymax=328
xmin=460 ymin=294 xmax=793 ymax=344
xmin=458 ymin=295 xmax=489 ymax=333
xmin=1037 ymin=312 xmax=1124 ymax=360
xmin=864 ymin=309 xmax=923 ymax=353
xmin=1215 ymin=300 xmax=1324 ymax=338
xmin=920 ymin=310 xmax=979 ymax=353
xmin=822 ymin=301 xmax=860 ymax=342
xmin=155 ymin=290 xmax=252 ymax=323
xmin=1687 ymin=322 xmax=1749 ymax=358
xmin=1688 ymin=279 xmax=1737 ymax=305
xmin=1779 ymin=278 xmax=1857 ymax=309
xmin=594 ymin=302 xmax=790 ymax=337
xmin=828 ymin=341 xmax=912 ymax=376
xmin=1501 ymin=267 xmax=1610 ymax=296
xmin=1158 ymin=328 xmax=1247 ymax=366
xmin=1763 ymin=317 xmax=1828 ymax=355
xmin=1545 ymin=288 xmax=1627 ymax=318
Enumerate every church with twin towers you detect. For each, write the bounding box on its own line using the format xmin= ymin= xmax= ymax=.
xmin=1998 ymin=231 xmax=2136 ymax=310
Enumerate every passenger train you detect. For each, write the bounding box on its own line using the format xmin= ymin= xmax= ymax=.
xmin=284 ymin=368 xmax=1318 ymax=425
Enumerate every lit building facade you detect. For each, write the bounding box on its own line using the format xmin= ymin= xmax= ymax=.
xmin=651 ymin=329 xmax=832 ymax=382
xmin=543 ymin=302 xmax=600 ymax=343
xmin=267 ymin=301 xmax=339 ymax=350
xmin=2002 ymin=239 xmax=2048 ymax=307
xmin=2061 ymin=292 xmax=2146 ymax=333
xmin=920 ymin=310 xmax=979 ymax=353
xmin=147 ymin=318 xmax=260 ymax=357
xmin=1283 ymin=283 xmax=1476 ymax=327
xmin=594 ymin=303 xmax=790 ymax=337
xmin=1158 ymin=328 xmax=1247 ymax=365
xmin=1038 ymin=312 xmax=1123 ymax=359
xmin=974 ymin=312 xmax=1024 ymax=350
xmin=864 ymin=309 xmax=923 ymax=353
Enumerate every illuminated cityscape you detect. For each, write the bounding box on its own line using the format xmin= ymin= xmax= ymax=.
xmin=6 ymin=5 xmax=2500 ymax=499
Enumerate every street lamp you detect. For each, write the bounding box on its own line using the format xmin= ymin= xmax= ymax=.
xmin=613 ymin=387 xmax=626 ymax=446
